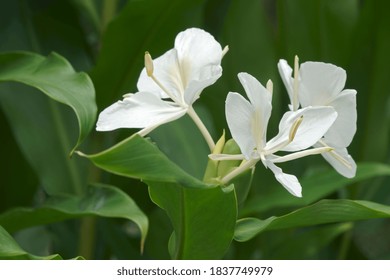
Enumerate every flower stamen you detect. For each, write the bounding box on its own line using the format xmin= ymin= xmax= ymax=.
xmin=266 ymin=79 xmax=273 ymax=95
xmin=264 ymin=116 xmax=304 ymax=156
xmin=144 ymin=51 xmax=183 ymax=106
xmin=318 ymin=139 xmax=353 ymax=169
xmin=144 ymin=51 xmax=154 ymax=77
xmin=272 ymin=146 xmax=333 ymax=163
xmin=292 ymin=55 xmax=299 ymax=111
xmin=289 ymin=115 xmax=303 ymax=142
xmin=222 ymin=45 xmax=229 ymax=58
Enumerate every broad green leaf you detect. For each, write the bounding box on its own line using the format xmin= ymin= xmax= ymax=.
xmin=0 ymin=183 xmax=148 ymax=250
xmin=0 ymin=51 xmax=97 ymax=153
xmin=0 ymin=107 xmax=38 ymax=210
xmin=0 ymin=225 xmax=82 ymax=260
xmin=241 ymin=163 xmax=390 ymax=216
xmin=235 ymin=199 xmax=390 ymax=242
xmin=0 ymin=4 xmax=95 ymax=195
xmin=0 ymin=84 xmax=87 ymax=195
xmin=150 ymin=113 xmax=210 ymax=179
xmin=78 ymin=134 xmax=210 ymax=188
xmin=148 ymin=182 xmax=237 ymax=259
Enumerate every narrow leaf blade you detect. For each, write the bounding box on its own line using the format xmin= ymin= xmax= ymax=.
xmin=235 ymin=199 xmax=390 ymax=242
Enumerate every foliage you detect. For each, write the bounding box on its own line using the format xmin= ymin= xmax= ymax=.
xmin=1 ymin=0 xmax=390 ymax=260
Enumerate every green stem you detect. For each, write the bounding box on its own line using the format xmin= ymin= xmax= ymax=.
xmin=78 ymin=216 xmax=97 ymax=259
xmin=173 ymin=188 xmax=186 ymax=260
xmin=221 ymin=158 xmax=258 ymax=184
xmin=338 ymin=225 xmax=353 ymax=259
xmin=187 ymin=106 xmax=215 ymax=152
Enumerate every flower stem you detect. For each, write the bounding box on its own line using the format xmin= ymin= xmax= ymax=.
xmin=221 ymin=158 xmax=258 ymax=184
xmin=187 ymin=106 xmax=215 ymax=152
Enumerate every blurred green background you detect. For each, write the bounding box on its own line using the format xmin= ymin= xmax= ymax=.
xmin=0 ymin=0 xmax=389 ymax=259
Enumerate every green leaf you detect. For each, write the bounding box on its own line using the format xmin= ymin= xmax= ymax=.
xmin=241 ymin=162 xmax=390 ymax=216
xmin=149 ymin=182 xmax=237 ymax=259
xmin=0 ymin=183 xmax=148 ymax=250
xmin=0 ymin=51 xmax=97 ymax=153
xmin=150 ymin=113 xmax=210 ymax=179
xmin=235 ymin=199 xmax=390 ymax=242
xmin=0 ymin=84 xmax=87 ymax=195
xmin=0 ymin=225 xmax=82 ymax=260
xmin=78 ymin=134 xmax=210 ymax=188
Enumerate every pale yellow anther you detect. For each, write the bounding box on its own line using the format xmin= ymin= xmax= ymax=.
xmin=292 ymin=55 xmax=300 ymax=111
xmin=266 ymin=79 xmax=273 ymax=94
xmin=289 ymin=116 xmax=303 ymax=142
xmin=222 ymin=45 xmax=229 ymax=58
xmin=144 ymin=51 xmax=154 ymax=77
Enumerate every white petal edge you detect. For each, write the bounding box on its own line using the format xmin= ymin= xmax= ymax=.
xmin=226 ymin=92 xmax=256 ymax=159
xmin=184 ymin=65 xmax=222 ymax=105
xmin=237 ymin=72 xmax=272 ymax=148
xmin=265 ymin=106 xmax=337 ymax=152
xmin=323 ymin=89 xmax=357 ymax=148
xmin=174 ymin=28 xmax=222 ymax=85
xmin=237 ymin=72 xmax=272 ymax=111
xmin=265 ymin=160 xmax=302 ymax=197
xmin=96 ymin=91 xmax=186 ymax=132
xmin=314 ymin=142 xmax=357 ymax=178
xmin=277 ymin=59 xmax=295 ymax=107
xmin=299 ymin=61 xmax=347 ymax=107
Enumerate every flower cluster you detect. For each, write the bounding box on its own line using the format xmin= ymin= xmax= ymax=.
xmin=97 ymin=28 xmax=357 ymax=197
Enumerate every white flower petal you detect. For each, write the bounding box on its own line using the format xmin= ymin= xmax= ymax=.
xmin=137 ymin=49 xmax=184 ymax=103
xmin=266 ymin=106 xmax=337 ymax=152
xmin=237 ymin=72 xmax=272 ymax=147
xmin=324 ymin=89 xmax=357 ymax=148
xmin=277 ymin=59 xmax=294 ymax=106
xmin=265 ymin=160 xmax=302 ymax=197
xmin=237 ymin=72 xmax=272 ymax=110
xmin=314 ymin=141 xmax=356 ymax=178
xmin=175 ymin=28 xmax=223 ymax=85
xmin=184 ymin=65 xmax=222 ymax=105
xmin=96 ymin=92 xmax=186 ymax=132
xmin=226 ymin=92 xmax=256 ymax=159
xmin=299 ymin=62 xmax=347 ymax=107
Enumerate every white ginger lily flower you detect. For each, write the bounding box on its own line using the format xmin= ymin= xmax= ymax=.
xmin=278 ymin=56 xmax=357 ymax=178
xmin=96 ymin=28 xmax=228 ymax=150
xmin=210 ymin=72 xmax=338 ymax=197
